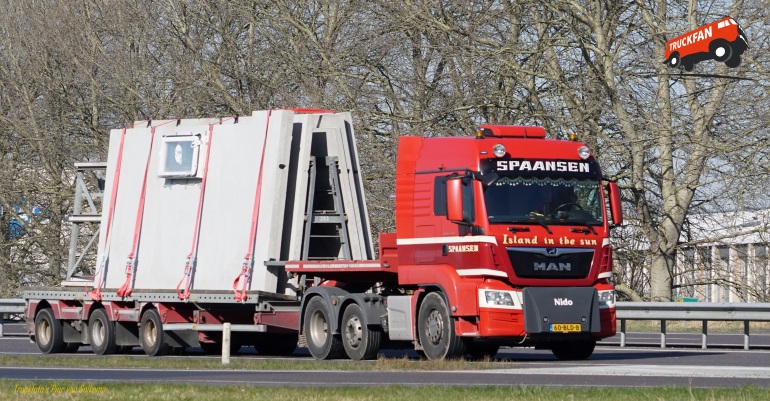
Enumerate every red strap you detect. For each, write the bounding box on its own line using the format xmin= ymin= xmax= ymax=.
xmin=88 ymin=127 xmax=128 ymax=302
xmin=233 ymin=110 xmax=272 ymax=302
xmin=177 ymin=124 xmax=216 ymax=300
xmin=116 ymin=121 xmax=171 ymax=297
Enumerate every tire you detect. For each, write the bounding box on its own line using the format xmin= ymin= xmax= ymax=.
xmin=550 ymin=339 xmax=596 ymax=360
xmin=253 ymin=333 xmax=298 ymax=356
xmin=466 ymin=343 xmax=499 ymax=360
xmin=34 ymin=308 xmax=65 ymax=354
xmin=725 ymin=55 xmax=742 ymax=68
xmin=140 ymin=309 xmax=169 ymax=356
xmin=710 ymin=39 xmax=732 ymax=62
xmin=683 ymin=61 xmax=694 ymax=72
xmin=303 ymin=297 xmax=344 ymax=360
xmin=341 ymin=303 xmax=382 ymax=360
xmin=667 ymin=52 xmax=680 ymax=68
xmin=89 ymin=308 xmax=118 ymax=355
xmin=417 ymin=292 xmax=466 ymax=360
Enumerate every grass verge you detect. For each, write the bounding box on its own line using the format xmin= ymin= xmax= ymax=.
xmin=0 ymin=354 xmax=514 ymax=371
xmin=2 ymin=380 xmax=770 ymax=401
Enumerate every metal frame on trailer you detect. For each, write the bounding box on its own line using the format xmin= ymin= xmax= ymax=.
xmin=65 ymin=162 xmax=107 ymax=281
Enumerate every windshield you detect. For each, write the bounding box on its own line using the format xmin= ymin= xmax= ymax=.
xmin=484 ymin=176 xmax=604 ymax=225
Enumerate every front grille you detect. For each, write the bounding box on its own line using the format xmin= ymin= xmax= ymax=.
xmin=507 ymin=247 xmax=594 ymax=279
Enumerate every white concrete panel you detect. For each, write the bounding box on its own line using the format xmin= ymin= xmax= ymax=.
xmin=249 ymin=110 xmax=294 ymax=292
xmin=128 ymin=121 xmax=202 ymax=290
xmin=101 ymin=127 xmax=161 ymax=289
xmin=336 ymin=113 xmax=374 ymax=259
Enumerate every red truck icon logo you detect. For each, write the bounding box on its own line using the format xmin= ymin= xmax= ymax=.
xmin=665 ymin=16 xmax=748 ymax=71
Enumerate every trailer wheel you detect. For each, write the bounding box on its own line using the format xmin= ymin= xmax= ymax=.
xmin=550 ymin=339 xmax=595 ymax=360
xmin=303 ymin=297 xmax=344 ymax=360
xmin=253 ymin=333 xmax=297 ymax=356
xmin=34 ymin=308 xmax=65 ymax=354
xmin=89 ymin=308 xmax=118 ymax=355
xmin=417 ymin=292 xmax=466 ymax=360
xmin=140 ymin=309 xmax=169 ymax=356
xmin=341 ymin=303 xmax=381 ymax=360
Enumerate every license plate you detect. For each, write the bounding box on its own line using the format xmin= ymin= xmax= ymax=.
xmin=550 ymin=323 xmax=582 ymax=332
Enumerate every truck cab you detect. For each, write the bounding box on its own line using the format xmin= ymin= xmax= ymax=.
xmin=393 ymin=125 xmax=622 ymax=360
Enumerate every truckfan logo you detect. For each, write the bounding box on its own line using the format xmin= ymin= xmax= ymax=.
xmin=554 ymin=298 xmax=574 ymax=306
xmin=664 ymin=16 xmax=748 ymax=71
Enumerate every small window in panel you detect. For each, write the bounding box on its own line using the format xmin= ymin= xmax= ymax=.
xmin=158 ymin=134 xmax=203 ymax=178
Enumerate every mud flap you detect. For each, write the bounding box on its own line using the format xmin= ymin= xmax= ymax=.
xmin=523 ymin=287 xmax=600 ymax=334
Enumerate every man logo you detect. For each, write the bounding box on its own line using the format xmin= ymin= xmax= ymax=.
xmin=534 ymin=262 xmax=572 ymax=271
xmin=546 ymin=248 xmax=558 ymax=256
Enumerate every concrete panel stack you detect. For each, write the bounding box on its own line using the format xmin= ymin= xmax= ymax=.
xmin=91 ymin=110 xmax=372 ymax=297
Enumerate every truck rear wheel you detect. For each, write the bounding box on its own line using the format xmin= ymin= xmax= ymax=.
xmin=140 ymin=309 xmax=169 ymax=356
xmin=304 ymin=297 xmax=344 ymax=360
xmin=341 ymin=303 xmax=381 ymax=360
xmin=34 ymin=308 xmax=65 ymax=354
xmin=418 ymin=292 xmax=466 ymax=360
xmin=89 ymin=308 xmax=118 ymax=355
xmin=550 ymin=339 xmax=596 ymax=360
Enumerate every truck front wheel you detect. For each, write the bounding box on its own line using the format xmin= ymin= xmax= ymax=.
xmin=341 ymin=303 xmax=381 ymax=360
xmin=418 ymin=292 xmax=466 ymax=360
xmin=550 ymin=339 xmax=596 ymax=360
xmin=34 ymin=308 xmax=65 ymax=354
xmin=140 ymin=309 xmax=169 ymax=356
xmin=304 ymin=297 xmax=344 ymax=359
xmin=89 ymin=308 xmax=117 ymax=355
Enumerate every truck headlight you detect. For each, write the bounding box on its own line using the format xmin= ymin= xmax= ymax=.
xmin=578 ymin=145 xmax=591 ymax=160
xmin=485 ymin=290 xmax=514 ymax=306
xmin=598 ymin=290 xmax=616 ymax=308
xmin=493 ymin=144 xmax=506 ymax=157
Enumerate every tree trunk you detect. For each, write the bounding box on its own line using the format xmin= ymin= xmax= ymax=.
xmin=649 ymin=252 xmax=675 ymax=301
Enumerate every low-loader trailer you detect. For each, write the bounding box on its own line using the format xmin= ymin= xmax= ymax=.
xmin=24 ymin=110 xmax=623 ymax=360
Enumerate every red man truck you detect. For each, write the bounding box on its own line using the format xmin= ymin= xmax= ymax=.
xmin=24 ymin=111 xmax=622 ymax=361
xmin=665 ymin=16 xmax=748 ymax=71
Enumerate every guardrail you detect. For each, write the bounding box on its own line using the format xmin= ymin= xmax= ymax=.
xmin=615 ymin=302 xmax=770 ymax=350
xmin=0 ymin=298 xmax=25 ymax=338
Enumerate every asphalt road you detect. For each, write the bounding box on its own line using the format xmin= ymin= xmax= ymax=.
xmin=3 ymin=322 xmax=770 ymax=388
